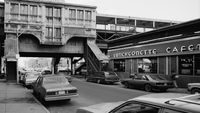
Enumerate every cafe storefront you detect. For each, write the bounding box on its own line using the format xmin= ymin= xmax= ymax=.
xmin=108 ymin=36 xmax=200 ymax=88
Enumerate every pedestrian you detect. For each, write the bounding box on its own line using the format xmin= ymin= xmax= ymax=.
xmin=171 ymin=73 xmax=179 ymax=88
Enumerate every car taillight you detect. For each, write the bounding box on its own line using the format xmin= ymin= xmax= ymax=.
xmin=68 ymin=89 xmax=77 ymax=94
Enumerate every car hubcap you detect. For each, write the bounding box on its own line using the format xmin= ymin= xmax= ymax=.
xmin=145 ymin=84 xmax=151 ymax=92
xmin=125 ymin=82 xmax=129 ymax=88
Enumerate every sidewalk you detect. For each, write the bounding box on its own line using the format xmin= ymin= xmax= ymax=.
xmin=0 ymin=79 xmax=50 ymax=113
xmin=167 ymin=87 xmax=188 ymax=94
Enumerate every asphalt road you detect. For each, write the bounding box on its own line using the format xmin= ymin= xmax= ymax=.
xmin=44 ymin=78 xmax=149 ymax=113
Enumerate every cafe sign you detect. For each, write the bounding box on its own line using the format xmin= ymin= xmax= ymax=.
xmin=166 ymin=44 xmax=200 ymax=53
xmin=108 ymin=36 xmax=200 ymax=59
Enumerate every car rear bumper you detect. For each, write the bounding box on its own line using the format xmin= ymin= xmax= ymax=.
xmin=45 ymin=94 xmax=79 ymax=101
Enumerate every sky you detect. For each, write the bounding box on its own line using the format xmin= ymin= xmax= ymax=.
xmin=65 ymin=0 xmax=200 ymax=22
xmin=0 ymin=0 xmax=199 ymax=22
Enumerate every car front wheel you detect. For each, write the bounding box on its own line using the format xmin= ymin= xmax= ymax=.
xmin=144 ymin=84 xmax=152 ymax=92
xmin=124 ymin=82 xmax=130 ymax=88
xmin=191 ymin=88 xmax=200 ymax=94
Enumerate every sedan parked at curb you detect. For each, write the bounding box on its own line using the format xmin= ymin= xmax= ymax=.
xmin=22 ymin=72 xmax=41 ymax=88
xmin=188 ymin=83 xmax=200 ymax=94
xmin=76 ymin=93 xmax=200 ymax=113
xmin=121 ymin=74 xmax=174 ymax=92
xmin=57 ymin=70 xmax=73 ymax=83
xmin=86 ymin=71 xmax=119 ymax=84
xmin=32 ymin=74 xmax=78 ymax=102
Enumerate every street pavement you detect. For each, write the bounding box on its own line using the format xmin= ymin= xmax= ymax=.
xmin=46 ymin=77 xmax=189 ymax=113
xmin=73 ymin=75 xmax=189 ymax=94
xmin=0 ymin=79 xmax=50 ymax=113
xmin=0 ymin=76 xmax=189 ymax=113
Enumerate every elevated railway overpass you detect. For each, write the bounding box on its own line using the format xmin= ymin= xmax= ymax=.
xmin=96 ymin=13 xmax=180 ymax=54
xmin=0 ymin=0 xmax=179 ymax=82
xmin=1 ymin=0 xmax=108 ymax=82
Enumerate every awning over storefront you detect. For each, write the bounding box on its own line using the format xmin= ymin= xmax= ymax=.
xmin=87 ymin=41 xmax=109 ymax=61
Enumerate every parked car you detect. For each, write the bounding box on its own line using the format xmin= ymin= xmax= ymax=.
xmin=188 ymin=83 xmax=200 ymax=94
xmin=86 ymin=71 xmax=119 ymax=84
xmin=22 ymin=71 xmax=41 ymax=88
xmin=57 ymin=70 xmax=72 ymax=83
xmin=121 ymin=74 xmax=174 ymax=92
xmin=76 ymin=93 xmax=200 ymax=113
xmin=32 ymin=74 xmax=78 ymax=102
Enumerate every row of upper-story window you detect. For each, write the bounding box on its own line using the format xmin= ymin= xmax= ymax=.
xmin=46 ymin=27 xmax=61 ymax=38
xmin=9 ymin=3 xmax=92 ymax=20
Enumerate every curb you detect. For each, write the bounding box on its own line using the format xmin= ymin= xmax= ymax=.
xmin=31 ymin=93 xmax=50 ymax=113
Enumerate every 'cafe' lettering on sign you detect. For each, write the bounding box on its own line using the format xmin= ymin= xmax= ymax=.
xmin=166 ymin=44 xmax=200 ymax=53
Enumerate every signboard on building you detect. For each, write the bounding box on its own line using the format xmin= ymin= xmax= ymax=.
xmin=108 ymin=36 xmax=200 ymax=59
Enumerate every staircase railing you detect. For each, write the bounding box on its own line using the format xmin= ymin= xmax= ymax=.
xmin=87 ymin=45 xmax=101 ymax=72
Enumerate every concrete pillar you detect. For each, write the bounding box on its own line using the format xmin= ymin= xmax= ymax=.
xmin=51 ymin=59 xmax=55 ymax=74
xmin=51 ymin=57 xmax=60 ymax=74
xmin=4 ymin=34 xmax=19 ymax=83
xmin=70 ymin=57 xmax=75 ymax=75
xmin=0 ymin=57 xmax=1 ymax=76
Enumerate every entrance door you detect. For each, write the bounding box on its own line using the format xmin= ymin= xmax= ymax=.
xmin=6 ymin=61 xmax=17 ymax=82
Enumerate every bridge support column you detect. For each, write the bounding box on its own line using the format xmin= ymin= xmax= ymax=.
xmin=51 ymin=57 xmax=60 ymax=74
xmin=71 ymin=57 xmax=75 ymax=75
xmin=0 ymin=57 xmax=2 ymax=79
xmin=4 ymin=34 xmax=19 ymax=83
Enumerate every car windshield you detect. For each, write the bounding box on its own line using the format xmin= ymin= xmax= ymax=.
xmin=43 ymin=76 xmax=69 ymax=85
xmin=148 ymin=75 xmax=166 ymax=81
xmin=105 ymin=72 xmax=117 ymax=77
xmin=26 ymin=72 xmax=40 ymax=79
xmin=42 ymin=70 xmax=52 ymax=75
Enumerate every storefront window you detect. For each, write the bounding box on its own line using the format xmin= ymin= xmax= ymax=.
xmin=195 ymin=55 xmax=200 ymax=75
xmin=138 ymin=58 xmax=157 ymax=73
xmin=179 ymin=55 xmax=200 ymax=76
xmin=179 ymin=55 xmax=193 ymax=75
xmin=114 ymin=59 xmax=125 ymax=72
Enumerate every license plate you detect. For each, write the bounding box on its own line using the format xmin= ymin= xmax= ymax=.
xmin=59 ymin=91 xmax=65 ymax=95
